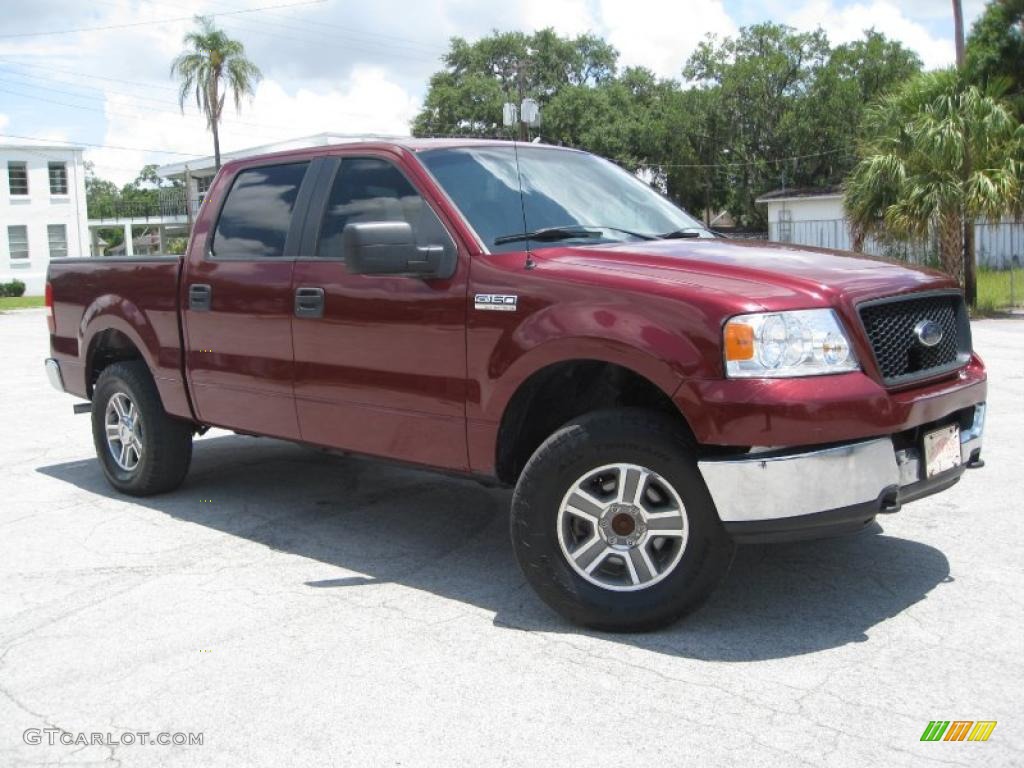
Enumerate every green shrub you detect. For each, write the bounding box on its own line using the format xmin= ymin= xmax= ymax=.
xmin=1 ymin=280 xmax=27 ymax=297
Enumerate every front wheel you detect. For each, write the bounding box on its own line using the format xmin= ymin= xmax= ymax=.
xmin=91 ymin=361 xmax=193 ymax=496
xmin=511 ymin=408 xmax=735 ymax=631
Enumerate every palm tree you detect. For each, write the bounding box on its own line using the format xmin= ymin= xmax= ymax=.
xmin=170 ymin=16 xmax=262 ymax=170
xmin=844 ymin=69 xmax=1024 ymax=305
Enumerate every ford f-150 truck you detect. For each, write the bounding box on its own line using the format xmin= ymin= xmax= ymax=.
xmin=45 ymin=139 xmax=986 ymax=630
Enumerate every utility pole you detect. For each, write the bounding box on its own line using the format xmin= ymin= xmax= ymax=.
xmin=952 ymin=0 xmax=965 ymax=66
xmin=515 ymin=58 xmax=529 ymax=142
xmin=952 ymin=0 xmax=977 ymax=305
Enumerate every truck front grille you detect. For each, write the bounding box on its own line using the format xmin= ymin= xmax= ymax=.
xmin=858 ymin=292 xmax=970 ymax=385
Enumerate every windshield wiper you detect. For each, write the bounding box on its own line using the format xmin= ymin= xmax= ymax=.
xmin=581 ymin=225 xmax=656 ymax=241
xmin=494 ymin=224 xmax=657 ymax=246
xmin=657 ymin=227 xmax=704 ymax=239
xmin=494 ymin=226 xmax=603 ymax=246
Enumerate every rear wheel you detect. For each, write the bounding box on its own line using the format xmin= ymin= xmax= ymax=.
xmin=91 ymin=361 xmax=193 ymax=496
xmin=511 ymin=408 xmax=734 ymax=631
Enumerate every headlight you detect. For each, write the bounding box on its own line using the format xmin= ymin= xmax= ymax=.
xmin=723 ymin=309 xmax=859 ymax=378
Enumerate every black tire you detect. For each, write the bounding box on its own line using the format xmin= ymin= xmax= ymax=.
xmin=511 ymin=408 xmax=735 ymax=631
xmin=91 ymin=361 xmax=193 ymax=496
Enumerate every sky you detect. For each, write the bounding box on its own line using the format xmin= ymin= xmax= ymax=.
xmin=0 ymin=0 xmax=988 ymax=184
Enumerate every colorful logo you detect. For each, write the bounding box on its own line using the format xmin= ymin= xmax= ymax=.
xmin=921 ymin=721 xmax=997 ymax=742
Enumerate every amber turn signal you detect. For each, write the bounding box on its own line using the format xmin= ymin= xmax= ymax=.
xmin=724 ymin=322 xmax=755 ymax=361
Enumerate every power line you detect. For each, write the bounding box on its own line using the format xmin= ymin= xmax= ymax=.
xmin=0 ymin=56 xmax=181 ymax=93
xmin=635 ymin=147 xmax=854 ymax=170
xmin=214 ymin=17 xmax=442 ymax=63
xmin=0 ymin=132 xmax=203 ymax=157
xmin=0 ymin=0 xmax=327 ymax=39
xmin=168 ymin=0 xmax=448 ymax=56
xmin=0 ymin=71 xmax=377 ymax=134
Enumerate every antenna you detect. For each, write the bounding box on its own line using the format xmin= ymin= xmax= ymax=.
xmin=504 ymin=75 xmax=537 ymax=270
xmin=510 ymin=137 xmax=534 ymax=270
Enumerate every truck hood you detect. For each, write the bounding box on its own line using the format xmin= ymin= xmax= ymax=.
xmin=539 ymin=238 xmax=954 ymax=311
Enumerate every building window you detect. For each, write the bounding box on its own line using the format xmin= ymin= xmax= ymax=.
xmin=8 ymin=162 xmax=28 ymax=196
xmin=48 ymin=224 xmax=68 ymax=258
xmin=49 ymin=162 xmax=68 ymax=195
xmin=195 ymin=175 xmax=213 ymax=195
xmin=8 ymin=225 xmax=29 ymax=261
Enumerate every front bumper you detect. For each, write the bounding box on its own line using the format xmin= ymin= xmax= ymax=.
xmin=700 ymin=403 xmax=985 ymax=543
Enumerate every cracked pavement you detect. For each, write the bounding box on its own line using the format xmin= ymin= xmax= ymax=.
xmin=1 ymin=307 xmax=1021 ymax=766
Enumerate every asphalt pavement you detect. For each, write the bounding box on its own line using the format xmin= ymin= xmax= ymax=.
xmin=1 ymin=307 xmax=1021 ymax=767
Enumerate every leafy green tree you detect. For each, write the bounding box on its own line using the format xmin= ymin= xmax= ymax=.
xmin=84 ymin=161 xmax=120 ymax=220
xmin=966 ymin=0 xmax=1024 ymax=113
xmin=844 ymin=69 xmax=1024 ymax=305
xmin=682 ymin=24 xmax=921 ymax=225
xmin=171 ymin=16 xmax=262 ymax=169
xmin=414 ymin=25 xmax=922 ymax=228
xmin=412 ymin=29 xmax=617 ymax=138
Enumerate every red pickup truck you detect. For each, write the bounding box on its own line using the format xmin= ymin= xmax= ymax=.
xmin=45 ymin=140 xmax=986 ymax=630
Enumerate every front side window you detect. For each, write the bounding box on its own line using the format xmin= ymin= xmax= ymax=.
xmin=8 ymin=162 xmax=28 ymax=196
xmin=317 ymin=157 xmax=453 ymax=258
xmin=48 ymin=162 xmax=68 ymax=195
xmin=211 ymin=162 xmax=308 ymax=258
xmin=48 ymin=224 xmax=68 ymax=258
xmin=418 ymin=146 xmax=709 ymax=253
xmin=8 ymin=225 xmax=29 ymax=260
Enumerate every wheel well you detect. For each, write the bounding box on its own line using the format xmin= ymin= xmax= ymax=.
xmin=495 ymin=360 xmax=692 ymax=485
xmin=87 ymin=329 xmax=143 ymax=397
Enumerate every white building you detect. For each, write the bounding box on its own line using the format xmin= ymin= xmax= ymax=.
xmin=756 ymin=186 xmax=1023 ymax=268
xmin=1 ymin=143 xmax=89 ymax=294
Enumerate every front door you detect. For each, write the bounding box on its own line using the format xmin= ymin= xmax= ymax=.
xmin=181 ymin=159 xmax=313 ymax=440
xmin=290 ymin=154 xmax=469 ymax=469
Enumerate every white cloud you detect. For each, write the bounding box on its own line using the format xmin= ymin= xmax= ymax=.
xmin=0 ymin=113 xmax=9 ymax=133
xmin=520 ymin=0 xmax=597 ymax=36
xmin=599 ymin=0 xmax=736 ymax=78
xmin=8 ymin=0 xmax=976 ymax=183
xmin=786 ymin=1 xmax=955 ymax=69
xmin=89 ymin=67 xmax=420 ymax=184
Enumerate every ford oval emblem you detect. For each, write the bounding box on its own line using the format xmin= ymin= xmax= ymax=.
xmin=914 ymin=319 xmax=944 ymax=348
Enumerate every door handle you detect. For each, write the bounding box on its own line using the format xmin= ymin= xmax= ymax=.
xmin=189 ymin=283 xmax=212 ymax=311
xmin=294 ymin=287 xmax=325 ymax=319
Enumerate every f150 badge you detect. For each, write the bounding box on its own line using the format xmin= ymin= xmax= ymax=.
xmin=475 ymin=294 xmax=518 ymax=312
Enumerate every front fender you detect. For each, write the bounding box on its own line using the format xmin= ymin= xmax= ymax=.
xmin=473 ymin=300 xmax=708 ymax=424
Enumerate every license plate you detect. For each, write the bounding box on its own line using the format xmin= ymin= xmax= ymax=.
xmin=923 ymin=424 xmax=961 ymax=478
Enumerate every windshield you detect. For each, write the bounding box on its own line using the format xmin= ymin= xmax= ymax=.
xmin=417 ymin=145 xmax=711 ymax=253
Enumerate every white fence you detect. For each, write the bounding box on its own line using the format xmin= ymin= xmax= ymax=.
xmin=767 ymin=219 xmax=1024 ymax=269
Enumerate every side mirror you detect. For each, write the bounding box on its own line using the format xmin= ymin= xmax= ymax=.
xmin=341 ymin=221 xmax=454 ymax=279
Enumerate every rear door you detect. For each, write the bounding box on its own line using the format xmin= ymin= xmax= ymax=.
xmin=181 ymin=159 xmax=314 ymax=440
xmin=289 ymin=152 xmax=470 ymax=469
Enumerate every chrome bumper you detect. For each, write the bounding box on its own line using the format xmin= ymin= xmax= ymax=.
xmin=699 ymin=403 xmax=985 ymax=525
xmin=44 ymin=358 xmax=64 ymax=393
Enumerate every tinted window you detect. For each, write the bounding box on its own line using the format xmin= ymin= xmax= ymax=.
xmin=212 ymin=162 xmax=308 ymax=258
xmin=317 ymin=157 xmax=452 ymax=257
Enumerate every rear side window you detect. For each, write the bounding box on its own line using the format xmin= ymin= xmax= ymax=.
xmin=211 ymin=162 xmax=308 ymax=258
xmin=317 ymin=157 xmax=452 ymax=257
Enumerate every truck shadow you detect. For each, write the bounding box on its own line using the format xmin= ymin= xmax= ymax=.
xmin=37 ymin=433 xmax=951 ymax=662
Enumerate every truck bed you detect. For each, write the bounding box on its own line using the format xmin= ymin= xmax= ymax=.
xmin=47 ymin=255 xmax=193 ymax=419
